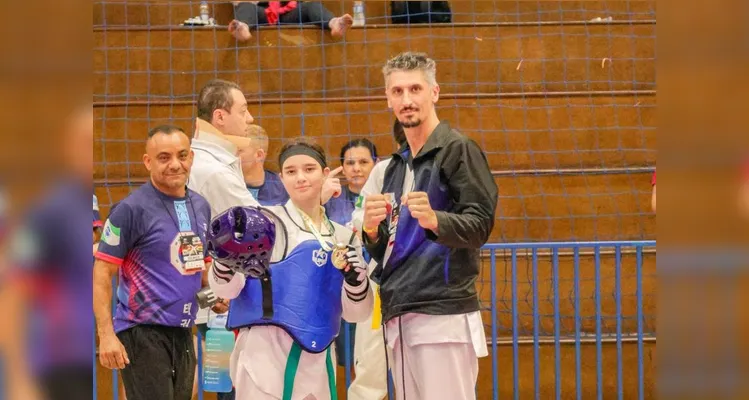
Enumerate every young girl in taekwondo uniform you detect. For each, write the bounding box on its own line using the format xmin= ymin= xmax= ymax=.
xmin=206 ymin=138 xmax=373 ymax=400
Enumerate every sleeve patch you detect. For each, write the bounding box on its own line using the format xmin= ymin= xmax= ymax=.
xmin=101 ymin=220 xmax=121 ymax=246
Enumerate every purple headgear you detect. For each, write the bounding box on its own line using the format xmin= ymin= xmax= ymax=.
xmin=206 ymin=206 xmax=278 ymax=278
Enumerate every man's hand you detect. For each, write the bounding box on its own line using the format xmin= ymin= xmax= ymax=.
xmin=362 ymin=194 xmax=389 ymax=240
xmin=211 ymin=298 xmax=230 ymax=314
xmin=403 ymin=192 xmax=439 ymax=233
xmin=98 ymin=333 xmax=130 ymax=370
xmin=321 ymin=166 xmax=343 ymax=205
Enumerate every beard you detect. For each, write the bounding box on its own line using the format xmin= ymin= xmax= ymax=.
xmin=400 ymin=115 xmax=422 ymax=128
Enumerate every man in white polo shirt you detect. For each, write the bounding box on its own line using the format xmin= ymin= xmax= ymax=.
xmin=190 ymin=79 xmax=261 ymax=215
xmin=188 ymin=79 xmax=259 ymax=400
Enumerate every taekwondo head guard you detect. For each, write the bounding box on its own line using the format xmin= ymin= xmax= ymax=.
xmin=206 ymin=206 xmax=287 ymax=278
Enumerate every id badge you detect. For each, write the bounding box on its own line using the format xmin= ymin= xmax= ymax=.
xmin=180 ymin=233 xmax=205 ymax=273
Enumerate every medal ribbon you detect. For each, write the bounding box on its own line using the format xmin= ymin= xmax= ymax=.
xmin=296 ymin=205 xmax=334 ymax=252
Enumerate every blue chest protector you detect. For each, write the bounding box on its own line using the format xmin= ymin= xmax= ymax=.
xmin=226 ymin=239 xmax=345 ymax=353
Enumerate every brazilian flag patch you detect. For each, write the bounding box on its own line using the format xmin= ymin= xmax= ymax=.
xmin=355 ymin=195 xmax=363 ymax=208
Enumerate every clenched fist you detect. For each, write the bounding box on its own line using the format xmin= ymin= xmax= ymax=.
xmin=403 ymin=192 xmax=439 ymax=233
xmin=362 ymin=194 xmax=389 ymax=239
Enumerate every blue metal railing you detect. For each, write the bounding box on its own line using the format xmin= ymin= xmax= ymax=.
xmin=96 ymin=240 xmax=655 ymax=399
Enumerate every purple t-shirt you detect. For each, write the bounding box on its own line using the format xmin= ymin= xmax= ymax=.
xmin=247 ymin=169 xmax=289 ymax=206
xmin=96 ymin=181 xmax=211 ymax=333
xmin=10 ymin=180 xmax=95 ymax=374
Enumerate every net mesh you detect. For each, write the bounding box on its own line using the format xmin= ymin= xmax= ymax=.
xmin=93 ymin=0 xmax=656 ymax=341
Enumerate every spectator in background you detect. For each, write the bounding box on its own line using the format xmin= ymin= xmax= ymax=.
xmin=239 ymin=124 xmax=289 ymax=206
xmin=3 ymin=106 xmax=95 ymax=400
xmin=190 ymin=79 xmax=261 ymax=216
xmin=229 ymin=1 xmax=353 ymax=42
xmin=326 ymin=138 xmax=378 ymax=227
xmin=390 ymin=1 xmax=452 ymax=24
xmin=188 ymin=81 xmax=260 ymax=321
xmin=189 ymin=79 xmax=260 ymax=400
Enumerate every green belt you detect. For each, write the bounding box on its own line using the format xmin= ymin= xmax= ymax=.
xmin=282 ymin=342 xmax=337 ymax=400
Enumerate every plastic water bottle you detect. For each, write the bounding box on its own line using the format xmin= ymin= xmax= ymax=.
xmin=200 ymin=1 xmax=210 ymax=23
xmin=353 ymin=1 xmax=365 ymax=26
xmin=202 ymin=313 xmax=233 ymax=393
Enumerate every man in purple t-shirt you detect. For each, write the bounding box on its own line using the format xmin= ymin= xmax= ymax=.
xmin=94 ymin=125 xmax=212 ymax=400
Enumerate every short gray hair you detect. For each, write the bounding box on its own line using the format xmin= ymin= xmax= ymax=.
xmin=382 ymin=52 xmax=437 ymax=87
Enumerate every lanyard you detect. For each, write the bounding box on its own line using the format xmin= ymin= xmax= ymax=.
xmin=156 ymin=185 xmax=198 ymax=233
xmin=296 ymin=205 xmax=334 ymax=252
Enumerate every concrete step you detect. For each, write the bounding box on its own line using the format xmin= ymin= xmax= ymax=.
xmin=94 ymin=23 xmax=655 ymax=99
xmin=493 ymin=172 xmax=655 ymax=242
xmin=93 ymin=93 xmax=655 ymax=180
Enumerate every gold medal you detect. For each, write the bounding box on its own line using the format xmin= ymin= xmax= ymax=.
xmin=332 ymin=243 xmax=348 ymax=270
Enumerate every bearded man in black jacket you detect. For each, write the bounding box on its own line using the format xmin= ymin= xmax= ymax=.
xmin=361 ymin=52 xmax=498 ymax=400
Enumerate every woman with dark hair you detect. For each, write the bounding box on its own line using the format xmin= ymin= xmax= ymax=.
xmin=325 ymin=138 xmax=378 ymax=228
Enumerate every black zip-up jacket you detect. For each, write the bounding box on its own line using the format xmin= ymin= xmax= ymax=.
xmin=366 ymin=121 xmax=498 ymax=323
